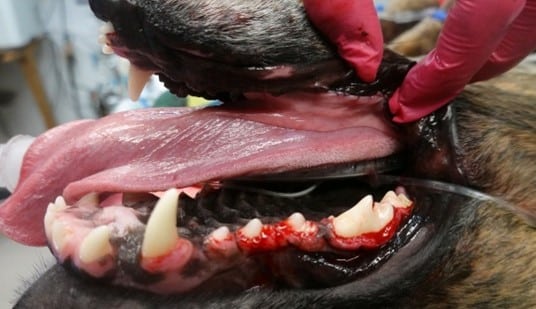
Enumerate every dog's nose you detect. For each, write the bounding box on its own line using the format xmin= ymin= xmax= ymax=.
xmin=89 ymin=0 xmax=120 ymax=21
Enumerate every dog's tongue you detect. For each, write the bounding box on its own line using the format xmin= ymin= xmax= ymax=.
xmin=0 ymin=92 xmax=400 ymax=246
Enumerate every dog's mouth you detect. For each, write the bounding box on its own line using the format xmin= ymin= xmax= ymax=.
xmin=0 ymin=0 xmax=466 ymax=299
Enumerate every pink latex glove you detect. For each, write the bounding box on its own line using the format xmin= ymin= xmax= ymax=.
xmin=303 ymin=0 xmax=384 ymax=83
xmin=389 ymin=0 xmax=536 ymax=123
xmin=305 ymin=0 xmax=536 ymax=123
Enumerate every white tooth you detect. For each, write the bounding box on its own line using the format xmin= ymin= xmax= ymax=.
xmin=54 ymin=196 xmax=67 ymax=209
xmin=44 ymin=203 xmax=57 ymax=238
xmin=288 ymin=212 xmax=306 ymax=231
xmin=51 ymin=221 xmax=71 ymax=252
xmin=128 ymin=64 xmax=153 ymax=101
xmin=396 ymin=193 xmax=413 ymax=208
xmin=332 ymin=195 xmax=393 ymax=237
xmin=79 ymin=226 xmax=113 ymax=263
xmin=241 ymin=218 xmax=263 ymax=238
xmin=78 ymin=192 xmax=99 ymax=208
xmin=102 ymin=44 xmax=114 ymax=55
xmin=99 ymin=22 xmax=114 ymax=34
xmin=381 ymin=191 xmax=398 ymax=204
xmin=210 ymin=226 xmax=231 ymax=241
xmin=142 ymin=188 xmax=180 ymax=258
xmin=97 ymin=34 xmax=107 ymax=45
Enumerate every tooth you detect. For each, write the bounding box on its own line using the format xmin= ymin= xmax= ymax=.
xmin=78 ymin=192 xmax=99 ymax=208
xmin=51 ymin=221 xmax=71 ymax=252
xmin=241 ymin=218 xmax=263 ymax=238
xmin=210 ymin=226 xmax=231 ymax=241
xmin=79 ymin=226 xmax=113 ymax=263
xmin=99 ymin=22 xmax=114 ymax=34
xmin=44 ymin=203 xmax=57 ymax=238
xmin=288 ymin=212 xmax=306 ymax=231
xmin=141 ymin=188 xmax=180 ymax=258
xmin=97 ymin=34 xmax=107 ymax=45
xmin=102 ymin=44 xmax=114 ymax=55
xmin=333 ymin=195 xmax=394 ymax=238
xmin=381 ymin=191 xmax=398 ymax=204
xmin=396 ymin=193 xmax=413 ymax=208
xmin=54 ymin=196 xmax=67 ymax=209
xmin=128 ymin=64 xmax=153 ymax=101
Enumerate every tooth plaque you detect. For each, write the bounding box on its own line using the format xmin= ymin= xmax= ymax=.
xmin=141 ymin=188 xmax=180 ymax=258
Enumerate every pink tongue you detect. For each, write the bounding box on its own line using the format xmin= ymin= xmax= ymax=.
xmin=0 ymin=93 xmax=400 ymax=246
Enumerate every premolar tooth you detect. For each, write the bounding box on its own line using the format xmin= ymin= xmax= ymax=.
xmin=288 ymin=212 xmax=306 ymax=231
xmin=241 ymin=218 xmax=263 ymax=238
xmin=396 ymin=193 xmax=412 ymax=208
xmin=78 ymin=192 xmax=99 ymax=208
xmin=99 ymin=22 xmax=114 ymax=34
xmin=128 ymin=64 xmax=153 ymax=101
xmin=332 ymin=195 xmax=393 ymax=237
xmin=210 ymin=226 xmax=231 ymax=241
xmin=381 ymin=191 xmax=398 ymax=204
xmin=142 ymin=189 xmax=180 ymax=258
xmin=79 ymin=226 xmax=113 ymax=263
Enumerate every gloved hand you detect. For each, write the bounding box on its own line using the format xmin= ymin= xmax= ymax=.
xmin=304 ymin=0 xmax=536 ymax=123
xmin=303 ymin=0 xmax=384 ymax=83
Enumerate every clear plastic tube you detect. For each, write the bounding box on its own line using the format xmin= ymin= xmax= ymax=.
xmin=0 ymin=135 xmax=35 ymax=192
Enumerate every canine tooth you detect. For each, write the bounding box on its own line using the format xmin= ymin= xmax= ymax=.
xmin=241 ymin=218 xmax=263 ymax=238
xmin=128 ymin=64 xmax=153 ymax=101
xmin=44 ymin=203 xmax=56 ymax=238
xmin=288 ymin=212 xmax=306 ymax=231
xmin=79 ymin=226 xmax=113 ymax=263
xmin=102 ymin=44 xmax=114 ymax=55
xmin=99 ymin=22 xmax=114 ymax=34
xmin=142 ymin=189 xmax=180 ymax=258
xmin=78 ymin=192 xmax=99 ymax=207
xmin=210 ymin=226 xmax=231 ymax=241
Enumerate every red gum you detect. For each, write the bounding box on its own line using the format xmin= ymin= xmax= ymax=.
xmin=326 ymin=205 xmax=413 ymax=251
xmin=141 ymin=239 xmax=194 ymax=273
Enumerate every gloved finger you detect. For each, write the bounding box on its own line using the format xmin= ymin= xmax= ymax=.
xmin=303 ymin=0 xmax=383 ymax=83
xmin=388 ymin=0 xmax=526 ymax=123
xmin=471 ymin=0 xmax=536 ymax=82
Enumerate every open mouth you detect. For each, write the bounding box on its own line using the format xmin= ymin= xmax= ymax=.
xmin=0 ymin=0 xmax=468 ymax=300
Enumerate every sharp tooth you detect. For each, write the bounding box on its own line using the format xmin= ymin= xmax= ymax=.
xmin=142 ymin=189 xmax=180 ymax=258
xmin=333 ymin=195 xmax=393 ymax=237
xmin=210 ymin=226 xmax=231 ymax=241
xmin=44 ymin=202 xmax=57 ymax=238
xmin=381 ymin=191 xmax=398 ymax=204
xmin=288 ymin=212 xmax=306 ymax=231
xmin=78 ymin=192 xmax=99 ymax=208
xmin=99 ymin=22 xmax=114 ymax=34
xmin=102 ymin=44 xmax=114 ymax=55
xmin=241 ymin=218 xmax=263 ymax=238
xmin=79 ymin=226 xmax=113 ymax=263
xmin=128 ymin=64 xmax=153 ymax=101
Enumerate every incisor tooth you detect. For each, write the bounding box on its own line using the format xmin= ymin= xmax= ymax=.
xmin=102 ymin=44 xmax=114 ymax=55
xmin=142 ymin=189 xmax=180 ymax=258
xmin=332 ymin=195 xmax=393 ymax=238
xmin=128 ymin=64 xmax=153 ymax=101
xmin=241 ymin=218 xmax=263 ymax=238
xmin=99 ymin=22 xmax=114 ymax=34
xmin=97 ymin=34 xmax=107 ymax=45
xmin=51 ymin=221 xmax=70 ymax=252
xmin=54 ymin=196 xmax=67 ymax=209
xmin=79 ymin=226 xmax=113 ymax=263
